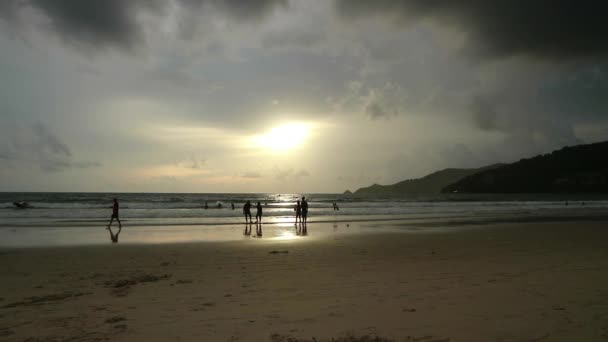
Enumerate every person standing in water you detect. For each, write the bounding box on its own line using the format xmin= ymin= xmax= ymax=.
xmin=255 ymin=202 xmax=263 ymax=223
xmin=294 ymin=200 xmax=302 ymax=224
xmin=107 ymin=198 xmax=122 ymax=229
xmin=301 ymin=196 xmax=309 ymax=224
xmin=231 ymin=202 xmax=235 ymax=210
xmin=243 ymin=201 xmax=253 ymax=223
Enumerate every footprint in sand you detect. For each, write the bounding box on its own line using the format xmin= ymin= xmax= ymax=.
xmin=105 ymin=316 xmax=126 ymax=324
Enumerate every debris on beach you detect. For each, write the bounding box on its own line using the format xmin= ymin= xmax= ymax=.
xmin=104 ymin=274 xmax=171 ymax=288
xmin=2 ymin=291 xmax=91 ymax=308
xmin=269 ymin=250 xmax=289 ymax=254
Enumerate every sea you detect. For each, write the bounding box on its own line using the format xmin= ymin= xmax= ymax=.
xmin=2 ymin=192 xmax=608 ymax=246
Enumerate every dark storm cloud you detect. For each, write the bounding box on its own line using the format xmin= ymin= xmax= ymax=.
xmin=179 ymin=0 xmax=287 ymax=21
xmin=0 ymin=0 xmax=162 ymax=50
xmin=471 ymin=97 xmax=501 ymax=131
xmin=335 ymin=0 xmax=608 ymax=61
xmin=0 ymin=0 xmax=19 ymax=21
xmin=42 ymin=0 xmax=167 ymax=49
xmin=0 ymin=0 xmax=286 ymax=51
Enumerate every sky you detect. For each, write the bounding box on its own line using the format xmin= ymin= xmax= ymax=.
xmin=1 ymin=0 xmax=607 ymax=193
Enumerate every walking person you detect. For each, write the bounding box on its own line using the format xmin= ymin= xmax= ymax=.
xmin=294 ymin=200 xmax=302 ymax=224
xmin=301 ymin=196 xmax=309 ymax=225
xmin=255 ymin=202 xmax=263 ymax=223
xmin=243 ymin=201 xmax=253 ymax=223
xmin=107 ymin=198 xmax=122 ymax=230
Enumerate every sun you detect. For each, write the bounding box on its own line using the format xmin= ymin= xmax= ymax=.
xmin=254 ymin=123 xmax=309 ymax=151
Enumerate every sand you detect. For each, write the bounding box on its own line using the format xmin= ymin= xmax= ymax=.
xmin=2 ymin=221 xmax=608 ymax=341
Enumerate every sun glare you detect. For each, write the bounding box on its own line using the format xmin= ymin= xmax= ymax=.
xmin=255 ymin=123 xmax=309 ymax=151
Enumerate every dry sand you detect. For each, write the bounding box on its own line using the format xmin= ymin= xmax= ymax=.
xmin=2 ymin=221 xmax=608 ymax=341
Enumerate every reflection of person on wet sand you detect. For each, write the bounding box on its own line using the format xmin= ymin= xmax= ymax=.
xmin=294 ymin=200 xmax=302 ymax=224
xmin=244 ymin=223 xmax=252 ymax=236
xmin=296 ymin=223 xmax=307 ymax=236
xmin=107 ymin=198 xmax=121 ymax=230
xmin=109 ymin=225 xmax=122 ymax=243
xmin=255 ymin=222 xmax=263 ymax=237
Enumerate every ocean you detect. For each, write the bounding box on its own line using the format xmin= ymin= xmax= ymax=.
xmin=2 ymin=192 xmax=608 ymax=246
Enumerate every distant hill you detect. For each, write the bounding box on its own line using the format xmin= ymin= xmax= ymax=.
xmin=347 ymin=164 xmax=503 ymax=197
xmin=442 ymin=141 xmax=608 ymax=193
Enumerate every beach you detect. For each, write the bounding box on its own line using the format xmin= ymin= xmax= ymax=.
xmin=2 ymin=220 xmax=608 ymax=341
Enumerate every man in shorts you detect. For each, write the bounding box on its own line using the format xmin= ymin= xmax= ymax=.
xmin=301 ymin=196 xmax=309 ymax=224
xmin=295 ymin=200 xmax=301 ymax=224
xmin=243 ymin=200 xmax=253 ymax=224
xmin=107 ymin=198 xmax=122 ymax=229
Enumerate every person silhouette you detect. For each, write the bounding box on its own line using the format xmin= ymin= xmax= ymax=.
xmin=255 ymin=202 xmax=263 ymax=223
xmin=295 ymin=200 xmax=302 ymax=224
xmin=107 ymin=198 xmax=122 ymax=230
xmin=204 ymin=201 xmax=209 ymax=209
xmin=231 ymin=202 xmax=235 ymax=210
xmin=243 ymin=201 xmax=253 ymax=223
xmin=301 ymin=197 xmax=309 ymax=224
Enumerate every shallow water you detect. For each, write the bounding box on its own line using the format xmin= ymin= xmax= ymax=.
xmin=1 ymin=192 xmax=608 ymax=247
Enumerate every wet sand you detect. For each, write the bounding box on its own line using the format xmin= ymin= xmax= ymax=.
xmin=2 ymin=221 xmax=608 ymax=341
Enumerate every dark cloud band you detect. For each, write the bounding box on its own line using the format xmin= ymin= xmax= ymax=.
xmin=0 ymin=0 xmax=286 ymax=51
xmin=335 ymin=0 xmax=608 ymax=61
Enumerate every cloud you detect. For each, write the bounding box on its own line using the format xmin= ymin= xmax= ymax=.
xmin=0 ymin=0 xmax=164 ymax=51
xmin=0 ymin=122 xmax=101 ymax=172
xmin=294 ymin=169 xmax=310 ymax=178
xmin=330 ymin=81 xmax=406 ymax=120
xmin=241 ymin=171 xmax=262 ymax=178
xmin=261 ymin=28 xmax=324 ymax=49
xmin=179 ymin=157 xmax=206 ymax=170
xmin=471 ymin=96 xmax=501 ymax=131
xmin=274 ymin=167 xmax=310 ymax=181
xmin=334 ymin=0 xmax=608 ymax=61
xmin=179 ymin=0 xmax=287 ymax=22
xmin=0 ymin=0 xmax=287 ymax=52
xmin=0 ymin=0 xmax=19 ymax=21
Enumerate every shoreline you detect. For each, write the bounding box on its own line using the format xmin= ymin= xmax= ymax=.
xmin=3 ymin=212 xmax=608 ymax=248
